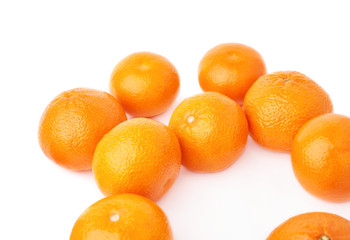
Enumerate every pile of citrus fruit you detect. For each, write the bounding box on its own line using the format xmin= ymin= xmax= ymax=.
xmin=39 ymin=43 xmax=350 ymax=239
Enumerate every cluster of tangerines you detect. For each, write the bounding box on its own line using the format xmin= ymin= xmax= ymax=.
xmin=39 ymin=43 xmax=350 ymax=239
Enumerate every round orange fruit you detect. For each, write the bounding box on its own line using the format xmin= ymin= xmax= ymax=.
xmin=70 ymin=193 xmax=173 ymax=240
xmin=198 ymin=43 xmax=266 ymax=104
xmin=110 ymin=52 xmax=180 ymax=117
xmin=168 ymin=92 xmax=248 ymax=173
xmin=38 ymin=88 xmax=127 ymax=171
xmin=93 ymin=118 xmax=181 ymax=201
xmin=243 ymin=71 xmax=333 ymax=152
xmin=266 ymin=212 xmax=350 ymax=240
xmin=292 ymin=113 xmax=350 ymax=202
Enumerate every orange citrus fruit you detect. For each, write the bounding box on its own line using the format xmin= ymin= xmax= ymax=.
xmin=110 ymin=52 xmax=180 ymax=117
xmin=292 ymin=113 xmax=350 ymax=202
xmin=198 ymin=43 xmax=266 ymax=104
xmin=93 ymin=118 xmax=181 ymax=201
xmin=266 ymin=212 xmax=350 ymax=240
xmin=39 ymin=88 xmax=127 ymax=171
xmin=168 ymin=92 xmax=248 ymax=172
xmin=70 ymin=193 xmax=173 ymax=240
xmin=243 ymin=71 xmax=333 ymax=152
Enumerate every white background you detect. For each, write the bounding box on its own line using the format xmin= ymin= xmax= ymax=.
xmin=1 ymin=1 xmax=350 ymax=239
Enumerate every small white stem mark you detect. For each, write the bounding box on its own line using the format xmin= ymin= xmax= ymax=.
xmin=187 ymin=116 xmax=195 ymax=123
xmin=318 ymin=235 xmax=331 ymax=240
xmin=110 ymin=214 xmax=120 ymax=222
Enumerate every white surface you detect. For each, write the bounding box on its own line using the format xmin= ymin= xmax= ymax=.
xmin=1 ymin=1 xmax=350 ymax=239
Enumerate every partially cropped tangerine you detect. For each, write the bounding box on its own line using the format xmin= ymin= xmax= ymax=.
xmin=169 ymin=92 xmax=248 ymax=173
xmin=198 ymin=43 xmax=266 ymax=104
xmin=292 ymin=113 xmax=350 ymax=202
xmin=266 ymin=212 xmax=350 ymax=240
xmin=93 ymin=118 xmax=181 ymax=201
xmin=39 ymin=88 xmax=127 ymax=171
xmin=110 ymin=52 xmax=180 ymax=117
xmin=243 ymin=71 xmax=333 ymax=152
xmin=70 ymin=193 xmax=173 ymax=240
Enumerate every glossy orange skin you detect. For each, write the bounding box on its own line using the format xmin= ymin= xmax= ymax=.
xmin=292 ymin=114 xmax=350 ymax=202
xmin=110 ymin=52 xmax=180 ymax=117
xmin=39 ymin=88 xmax=127 ymax=171
xmin=70 ymin=194 xmax=173 ymax=240
xmin=266 ymin=212 xmax=350 ymax=240
xmin=243 ymin=71 xmax=333 ymax=152
xmin=93 ymin=118 xmax=181 ymax=201
xmin=198 ymin=43 xmax=266 ymax=104
xmin=168 ymin=92 xmax=248 ymax=173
